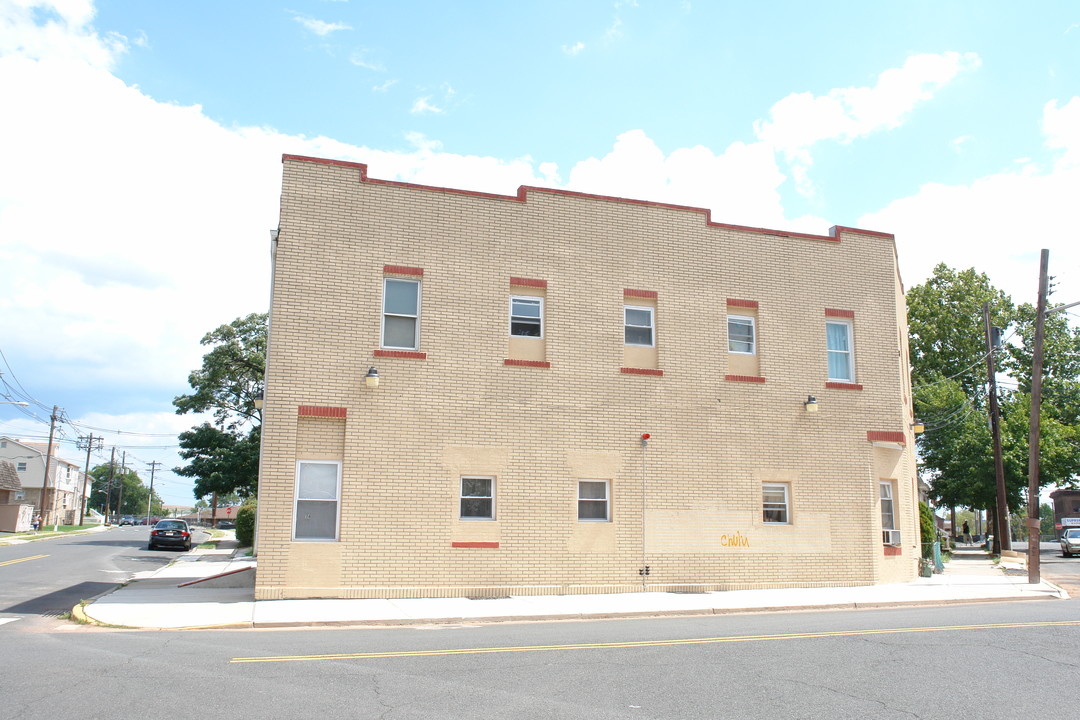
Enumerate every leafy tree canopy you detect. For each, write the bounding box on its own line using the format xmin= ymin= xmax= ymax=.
xmin=174 ymin=313 xmax=266 ymax=501
xmin=173 ymin=312 xmax=266 ymax=432
xmin=88 ymin=463 xmax=164 ymax=517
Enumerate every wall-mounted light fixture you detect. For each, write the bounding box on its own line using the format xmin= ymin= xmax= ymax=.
xmin=364 ymin=367 xmax=381 ymax=388
xmin=912 ymin=419 xmax=925 ymax=434
xmin=253 ymin=390 xmax=265 ymax=411
xmin=804 ymin=395 xmax=819 ymax=413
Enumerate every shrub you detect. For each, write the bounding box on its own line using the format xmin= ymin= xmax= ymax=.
xmin=235 ymin=501 xmax=257 ymax=547
xmin=919 ymin=501 xmax=936 ymax=559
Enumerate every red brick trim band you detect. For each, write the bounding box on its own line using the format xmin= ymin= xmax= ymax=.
xmin=867 ymin=431 xmax=906 ymax=445
xmin=510 ymin=277 xmax=547 ymax=289
xmin=825 ymin=308 xmax=855 ymax=318
xmin=724 ymin=374 xmax=766 ymax=383
xmin=298 ymin=406 xmax=347 ymax=419
xmin=451 ymin=541 xmax=500 ymax=549
xmin=624 ymin=289 xmax=658 ymax=299
xmin=374 ymin=349 xmax=427 ymax=359
xmin=826 ymin=381 xmax=863 ymax=390
xmin=383 ymin=264 xmax=424 ymax=276
xmin=883 ymin=546 xmax=902 ymax=556
xmin=282 ymin=155 xmax=893 ymax=244
xmin=726 ymin=298 xmax=759 ymax=309
xmin=620 ymin=367 xmax=664 ymax=376
xmin=504 ymin=359 xmax=551 ymax=368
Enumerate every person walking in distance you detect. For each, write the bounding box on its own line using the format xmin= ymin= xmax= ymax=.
xmin=962 ymin=520 xmax=971 ymax=544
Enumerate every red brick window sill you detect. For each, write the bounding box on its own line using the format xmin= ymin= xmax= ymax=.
xmin=374 ymin=350 xmax=427 ymax=360
xmin=504 ymin=359 xmax=551 ymax=368
xmin=451 ymin=541 xmax=500 ymax=549
xmin=725 ymin=374 xmax=766 ymax=383
xmin=298 ymin=406 xmax=347 ymax=419
xmin=383 ymin=264 xmax=423 ymax=277
xmin=883 ymin=546 xmax=902 ymax=556
xmin=620 ymin=367 xmax=663 ymax=376
xmin=826 ymin=381 xmax=863 ymax=390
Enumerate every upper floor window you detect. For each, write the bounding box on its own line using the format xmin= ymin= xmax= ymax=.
xmin=728 ymin=316 xmax=756 ymax=354
xmin=510 ymin=296 xmax=543 ymax=337
xmin=382 ymin=278 xmax=420 ymax=350
xmin=624 ymin=306 xmax=654 ymax=347
xmin=826 ymin=319 xmax=854 ymax=382
xmin=17 ymin=462 xmax=26 ymax=472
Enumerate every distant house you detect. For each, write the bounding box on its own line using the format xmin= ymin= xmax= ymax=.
xmin=0 ymin=437 xmax=89 ymax=525
xmin=0 ymin=459 xmax=33 ymax=532
xmin=254 ymin=154 xmax=920 ymax=601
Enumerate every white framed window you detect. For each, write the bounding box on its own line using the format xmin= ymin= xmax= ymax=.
xmin=880 ymin=482 xmax=895 ymax=532
xmin=509 ymin=296 xmax=543 ymax=338
xmin=624 ymin=306 xmax=655 ymax=347
xmin=762 ymin=483 xmax=790 ymax=524
xmin=293 ymin=460 xmax=341 ymax=541
xmin=17 ymin=462 xmax=26 ymax=472
xmin=728 ymin=315 xmax=756 ymax=354
xmin=460 ymin=476 xmax=495 ymax=520
xmin=578 ymin=480 xmax=610 ymax=521
xmin=382 ymin=278 xmax=421 ymax=350
xmin=15 ymin=490 xmax=25 ymax=501
xmin=826 ymin=319 xmax=854 ymax=382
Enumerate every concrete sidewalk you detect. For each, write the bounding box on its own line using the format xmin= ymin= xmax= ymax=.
xmin=75 ymin=543 xmax=1069 ymax=630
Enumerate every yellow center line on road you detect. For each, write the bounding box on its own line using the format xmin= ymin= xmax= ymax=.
xmin=0 ymin=554 xmax=49 ymax=568
xmin=230 ymin=619 xmax=1080 ymax=664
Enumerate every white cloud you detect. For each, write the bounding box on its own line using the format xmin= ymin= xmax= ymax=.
xmin=859 ymin=98 xmax=1080 ymax=308
xmin=755 ymin=51 xmax=981 ymax=195
xmin=372 ymin=78 xmax=397 ymax=92
xmin=410 ymin=96 xmax=444 ymax=114
xmin=562 ymin=41 xmax=585 ymax=56
xmin=293 ymin=16 xmax=351 ymax=36
xmin=565 ymin=130 xmax=824 ymax=232
xmin=349 ymin=50 xmax=383 ymax=70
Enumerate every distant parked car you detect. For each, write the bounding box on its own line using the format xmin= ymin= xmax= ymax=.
xmin=148 ymin=519 xmax=194 ymax=551
xmin=119 ymin=516 xmax=134 ymax=526
xmin=218 ymin=520 xmax=235 ymax=529
xmin=1061 ymin=529 xmax=1080 ymax=557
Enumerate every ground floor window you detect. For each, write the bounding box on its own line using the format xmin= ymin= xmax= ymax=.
xmin=762 ymin=483 xmax=789 ymax=523
xmin=460 ymin=476 xmax=495 ymax=519
xmin=294 ymin=460 xmax=341 ymax=541
xmin=578 ymin=480 xmax=610 ymax=521
xmin=881 ymin=481 xmax=899 ymax=544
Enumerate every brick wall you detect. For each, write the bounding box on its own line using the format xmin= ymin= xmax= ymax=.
xmin=254 ymin=156 xmax=919 ymax=599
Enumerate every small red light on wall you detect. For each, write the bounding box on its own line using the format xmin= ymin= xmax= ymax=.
xmin=641 ymin=433 xmax=651 ymax=440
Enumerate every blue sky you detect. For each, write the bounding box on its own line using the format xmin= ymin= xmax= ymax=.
xmin=1 ymin=0 xmax=1078 ymax=504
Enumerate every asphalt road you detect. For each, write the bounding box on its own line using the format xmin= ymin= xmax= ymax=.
xmin=0 ymin=525 xmax=208 ymax=625
xmin=4 ymin=532 xmax=1080 ymax=719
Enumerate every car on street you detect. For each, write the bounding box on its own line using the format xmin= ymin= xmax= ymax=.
xmin=148 ymin=519 xmax=194 ymax=551
xmin=1061 ymin=528 xmax=1080 ymax=557
xmin=119 ymin=515 xmax=134 ymax=526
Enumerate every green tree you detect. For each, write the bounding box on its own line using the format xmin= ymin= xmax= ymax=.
xmin=174 ymin=423 xmax=260 ymax=500
xmin=174 ymin=313 xmax=266 ymax=500
xmin=174 ymin=313 xmax=266 ymax=431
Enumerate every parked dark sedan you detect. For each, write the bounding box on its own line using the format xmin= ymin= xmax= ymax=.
xmin=148 ymin=519 xmax=194 ymax=551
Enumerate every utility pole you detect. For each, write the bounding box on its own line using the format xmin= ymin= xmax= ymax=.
xmin=76 ymin=434 xmax=102 ymax=526
xmin=145 ymin=461 xmax=161 ymax=526
xmin=103 ymin=447 xmax=116 ymax=524
xmin=42 ymin=405 xmax=59 ymax=531
xmin=116 ymin=451 xmax=127 ymax=519
xmin=983 ymin=303 xmax=1010 ymax=553
xmin=1024 ymin=252 xmax=1080 ymax=581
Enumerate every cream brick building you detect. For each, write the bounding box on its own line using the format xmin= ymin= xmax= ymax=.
xmin=254 ymin=154 xmax=920 ymax=600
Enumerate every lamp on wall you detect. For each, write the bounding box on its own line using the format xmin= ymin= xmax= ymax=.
xmin=364 ymin=367 xmax=381 ymax=388
xmin=804 ymin=395 xmax=819 ymax=413
xmin=253 ymin=390 xmax=264 ymax=411
xmin=912 ymin=419 xmax=925 ymax=434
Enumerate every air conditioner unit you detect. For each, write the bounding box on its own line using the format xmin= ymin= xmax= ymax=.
xmin=882 ymin=529 xmax=902 ymax=546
